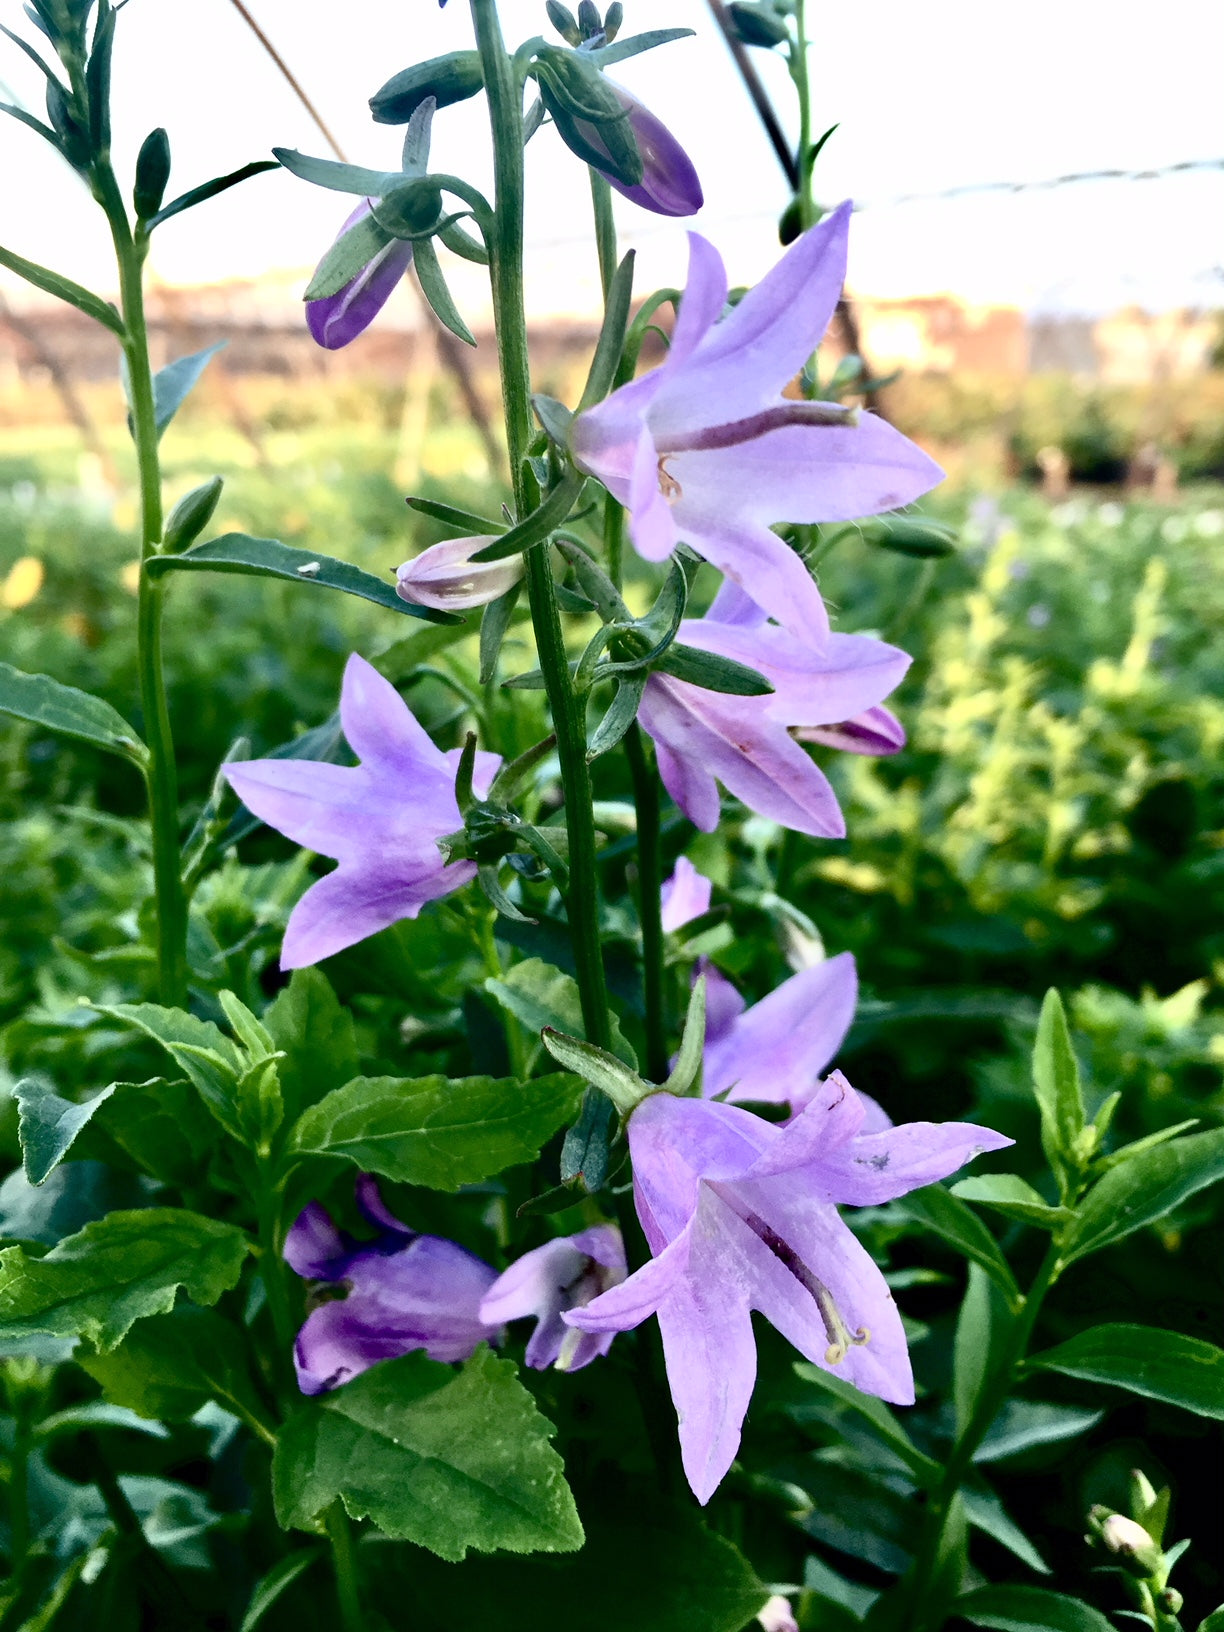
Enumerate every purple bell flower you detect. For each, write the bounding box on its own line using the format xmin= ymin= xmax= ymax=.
xmin=582 ymin=80 xmax=703 ymax=216
xmin=306 ymin=198 xmax=415 ymax=350
xmin=395 ymin=535 xmax=525 ymax=611
xmin=284 ymin=1175 xmax=500 ymax=1395
xmin=659 ymin=856 xmax=712 ymax=933
xmin=224 ymin=653 xmax=500 ymax=969
xmin=796 ymin=703 xmax=906 ymax=756
xmin=479 ymin=1224 xmax=626 ymax=1373
xmin=702 ymin=952 xmax=858 ymax=1109
xmin=571 ymin=204 xmax=943 ymax=637
xmin=564 ymin=1074 xmax=1012 ymax=1502
xmin=638 ymin=613 xmax=910 ymax=837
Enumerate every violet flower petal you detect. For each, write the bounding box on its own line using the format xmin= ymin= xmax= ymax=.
xmin=479 ymin=1224 xmax=625 ymax=1372
xmin=797 ymin=705 xmax=906 ymax=756
xmin=660 ymin=856 xmax=712 ymax=932
xmin=700 ymin=960 xmax=748 ymax=1043
xmin=283 ymin=1201 xmax=349 ymax=1281
xmin=579 ymin=81 xmax=703 ymax=217
xmin=306 ymin=199 xmax=415 ymax=351
xmin=703 ymin=953 xmax=858 ymax=1106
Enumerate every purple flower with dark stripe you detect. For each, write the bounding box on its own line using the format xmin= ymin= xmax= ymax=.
xmin=285 ymin=1176 xmax=499 ymax=1395
xmin=571 ymin=204 xmax=943 ymax=636
xmin=306 ymin=198 xmax=415 ymax=350
xmin=588 ymin=82 xmax=703 ymax=216
xmin=564 ymin=1075 xmax=1011 ymax=1502
xmin=479 ymin=1224 xmax=626 ymax=1372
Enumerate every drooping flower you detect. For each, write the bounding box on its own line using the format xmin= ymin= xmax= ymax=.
xmin=396 ymin=535 xmax=524 ymax=611
xmin=306 ymin=198 xmax=415 ymax=350
xmin=703 ymin=952 xmax=858 ymax=1109
xmin=588 ymin=81 xmax=703 ymax=216
xmin=659 ymin=855 xmax=712 ymax=933
xmin=479 ymin=1224 xmax=626 ymax=1373
xmin=564 ymin=1073 xmax=1011 ymax=1502
xmin=637 ymin=614 xmax=910 ymax=836
xmin=571 ymin=204 xmax=943 ymax=636
xmin=224 ymin=653 xmax=499 ymax=969
xmin=284 ymin=1175 xmax=499 ymax=1395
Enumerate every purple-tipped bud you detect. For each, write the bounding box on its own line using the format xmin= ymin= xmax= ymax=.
xmin=584 ymin=81 xmax=703 ymax=217
xmin=795 ymin=704 xmax=906 ymax=757
xmin=395 ymin=535 xmax=525 ymax=611
xmin=306 ymin=199 xmax=415 ymax=351
xmin=757 ymin=1598 xmax=800 ymax=1632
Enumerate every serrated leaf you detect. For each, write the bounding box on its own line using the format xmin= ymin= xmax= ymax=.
xmin=484 ymin=957 xmax=637 ymax=1067
xmin=1028 ymin=1323 xmax=1224 ymax=1419
xmin=287 ymin=1070 xmax=583 ymax=1189
xmin=78 ymin=1305 xmax=273 ymax=1432
xmin=0 ymin=241 xmax=125 ymax=334
xmin=1032 ymin=990 xmax=1085 ymax=1192
xmin=263 ymin=968 xmax=359 ymax=1125
xmin=145 ymin=532 xmax=459 ymax=623
xmin=0 ymin=660 xmax=146 ymax=764
xmin=950 ymin=1174 xmax=1070 ymax=1229
xmin=15 ymin=1076 xmax=115 ymax=1185
xmin=893 ymin=1185 xmax=1021 ymax=1308
xmin=273 ymin=1347 xmax=583 ymax=1559
xmin=793 ymin=1361 xmax=938 ymax=1483
xmin=93 ymin=1001 xmax=244 ymax=1140
xmin=954 ymin=1584 xmax=1115 ymax=1631
xmin=0 ymin=1209 xmax=251 ymax=1351
xmin=1060 ymin=1125 xmax=1224 ymax=1265
xmin=974 ymin=1400 xmax=1103 ymax=1463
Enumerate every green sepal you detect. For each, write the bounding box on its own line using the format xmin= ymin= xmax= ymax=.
xmin=586 ymin=27 xmax=697 ymax=68
xmin=577 ymin=248 xmax=635 ymax=411
xmin=413 ymin=233 xmax=475 ymax=345
xmin=532 ymin=45 xmax=643 ymax=189
xmin=469 ymin=470 xmax=584 ymax=562
xmin=651 ymin=643 xmax=774 ymax=696
xmin=369 ymin=50 xmax=485 ymax=124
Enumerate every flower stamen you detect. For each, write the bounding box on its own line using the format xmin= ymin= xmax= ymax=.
xmin=657 ymin=456 xmax=683 ymax=502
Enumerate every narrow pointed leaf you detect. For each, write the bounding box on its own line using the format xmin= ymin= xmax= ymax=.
xmin=144 ymin=533 xmax=460 ymax=622
xmin=240 ymin=1555 xmax=319 ymax=1632
xmin=587 ymin=27 xmax=696 ymax=65
xmin=1028 ymin=1323 xmax=1224 ymax=1419
xmin=470 ymin=471 xmax=585 ymax=563
xmin=147 ymin=159 xmax=278 ymax=229
xmin=578 ymin=249 xmax=635 ymax=411
xmin=405 ymin=495 xmax=504 ymax=534
xmin=894 ymin=1184 xmax=1022 ymax=1307
xmin=662 ymin=975 xmax=706 ymax=1094
xmin=150 ymin=340 xmax=226 ymax=436
xmin=793 ymin=1361 xmax=938 ymax=1483
xmin=950 ymin=1174 xmax=1069 ymax=1229
xmin=0 ymin=661 xmax=146 ymax=764
xmin=0 ymin=243 xmax=123 ymax=333
xmin=1032 ymin=989 xmax=1084 ymax=1186
xmin=1060 ymin=1125 xmax=1224 ymax=1265
xmin=413 ymin=234 xmax=475 ymax=344
xmin=954 ymin=1584 xmax=1115 ymax=1631
xmin=963 ymin=1484 xmax=1049 ymax=1574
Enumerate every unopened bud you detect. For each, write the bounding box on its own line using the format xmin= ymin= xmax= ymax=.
xmin=603 ymin=3 xmax=623 ymax=40
xmin=1089 ymin=1508 xmax=1163 ymax=1576
xmin=757 ymin=1596 xmax=799 ymax=1632
xmin=163 ymin=476 xmax=223 ymax=553
xmin=395 ymin=536 xmax=524 ymax=611
xmin=369 ymin=51 xmax=484 ymax=125
xmin=545 ymin=1 xmax=581 ymax=42
xmin=729 ymin=2 xmax=791 ymax=48
xmin=133 ymin=127 xmax=171 ymax=218
xmin=1157 ymin=1588 xmax=1183 ymax=1616
xmin=576 ymin=0 xmax=603 ymax=38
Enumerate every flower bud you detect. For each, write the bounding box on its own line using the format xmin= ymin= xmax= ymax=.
xmin=163 ymin=476 xmax=223 ymax=554
xmin=576 ymin=0 xmax=603 ymax=38
xmin=395 ymin=536 xmax=524 ymax=611
xmin=757 ymin=1597 xmax=799 ymax=1632
xmin=545 ymin=1 xmax=581 ymax=43
xmin=133 ymin=127 xmax=171 ymax=219
xmin=603 ymin=4 xmax=624 ymax=40
xmin=306 ymin=199 xmax=415 ymax=350
xmin=729 ymin=3 xmax=791 ymax=48
xmin=369 ymin=50 xmax=484 ymax=125
xmin=1089 ymin=1508 xmax=1163 ymax=1576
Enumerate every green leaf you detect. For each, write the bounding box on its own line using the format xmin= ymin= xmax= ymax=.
xmin=1196 ymin=1609 xmax=1224 ymax=1632
xmin=287 ymin=1070 xmax=583 ymax=1189
xmin=1060 ymin=1125 xmax=1224 ymax=1266
xmin=954 ymin=1584 xmax=1115 ymax=1632
xmin=662 ymin=974 xmax=706 ymax=1096
xmin=1032 ymin=989 xmax=1085 ymax=1192
xmin=272 ymin=146 xmax=404 ymax=196
xmin=1028 ymin=1323 xmax=1224 ymax=1419
xmin=240 ymin=1554 xmax=319 ymax=1632
xmin=150 ymin=341 xmax=226 ymax=436
xmin=470 ymin=471 xmax=585 ymax=564
xmin=587 ymin=27 xmax=696 ymax=65
xmin=15 ymin=1076 xmax=115 ymax=1185
xmin=0 ymin=660 xmax=147 ymax=765
xmin=0 ymin=241 xmax=125 ymax=335
xmin=950 ymin=1174 xmax=1070 ymax=1230
xmin=962 ymin=1483 xmax=1049 ymax=1574
xmin=652 ymin=642 xmax=774 ymax=696
xmin=893 ymin=1185 xmax=1021 ymax=1308
xmin=144 ymin=532 xmax=460 ymax=623
xmin=263 ymin=968 xmax=359 ymax=1125
xmin=404 ymin=495 xmax=504 ymax=535
xmin=92 ymin=1001 xmax=244 ymax=1140
xmin=33 ymin=1400 xmax=169 ymax=1441
xmin=484 ymin=957 xmax=637 ymax=1067
xmin=479 ymin=580 xmax=522 ymax=685
xmin=273 ymin=1347 xmax=583 ymax=1559
xmin=577 ymin=248 xmax=635 ymax=411
xmin=76 ymin=1077 xmax=220 ymax=1188
xmin=793 ymin=1361 xmax=938 ymax=1484
xmin=954 ymin=1263 xmax=996 ymax=1435
xmin=974 ymin=1400 xmax=1103 ymax=1463
xmin=146 ymin=158 xmax=278 ymax=230
xmin=1092 ymin=1118 xmax=1201 ymax=1175
xmin=413 ymin=234 xmax=475 ymax=345
xmin=78 ymin=1305 xmax=273 ymax=1433
xmin=0 ymin=1208 xmax=252 ymax=1352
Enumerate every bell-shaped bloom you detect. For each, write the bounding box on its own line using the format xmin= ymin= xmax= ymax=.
xmin=224 ymin=653 xmax=500 ymax=969
xmin=638 ymin=615 xmax=910 ymax=836
xmin=587 ymin=81 xmax=703 ymax=216
xmin=571 ymin=204 xmax=943 ymax=637
xmin=703 ymin=951 xmax=857 ymax=1109
xmin=285 ymin=1175 xmax=499 ymax=1394
xmin=659 ymin=855 xmax=712 ymax=933
xmin=479 ymin=1224 xmax=626 ymax=1373
xmin=306 ymin=198 xmax=414 ymax=350
xmin=796 ymin=703 xmax=905 ymax=756
xmin=564 ymin=1074 xmax=1012 ymax=1502
xmin=396 ymin=535 xmax=524 ymax=612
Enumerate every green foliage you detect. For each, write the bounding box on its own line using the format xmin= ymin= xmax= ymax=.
xmin=78 ymin=1304 xmax=271 ymax=1429
xmin=273 ymin=1348 xmax=583 ymax=1559
xmin=0 ymin=660 xmax=145 ymax=764
xmin=1030 ymin=1323 xmax=1224 ymax=1418
xmin=1060 ymin=1125 xmax=1224 ymax=1265
xmin=955 ymin=1583 xmax=1116 ymax=1631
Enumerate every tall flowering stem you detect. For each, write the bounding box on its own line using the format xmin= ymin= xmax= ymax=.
xmin=625 ymin=723 xmax=668 ymax=1082
xmin=93 ymin=165 xmax=188 ymax=1007
xmin=470 ymin=0 xmax=612 ymax=1050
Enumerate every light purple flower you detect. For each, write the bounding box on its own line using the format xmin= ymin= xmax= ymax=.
xmin=479 ymin=1224 xmax=626 ymax=1372
xmin=396 ymin=535 xmax=524 ymax=611
xmin=758 ymin=1597 xmax=800 ymax=1632
xmin=659 ymin=856 xmax=712 ymax=933
xmin=564 ymin=1074 xmax=1011 ymax=1502
xmin=795 ymin=703 xmax=905 ymax=756
xmin=284 ymin=1175 xmax=499 ymax=1395
xmin=224 ymin=653 xmax=500 ymax=969
xmin=638 ymin=615 xmax=910 ymax=836
xmin=704 ymin=952 xmax=857 ymax=1109
xmin=306 ymin=198 xmax=415 ymax=350
xmin=586 ymin=81 xmax=703 ymax=216
xmin=571 ymin=204 xmax=943 ymax=636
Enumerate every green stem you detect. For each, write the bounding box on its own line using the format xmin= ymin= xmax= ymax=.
xmin=588 ymin=168 xmax=618 ymax=300
xmin=325 ymin=1503 xmax=364 ymax=1632
xmin=96 ymin=165 xmax=187 ymax=1006
xmin=256 ymin=1175 xmax=298 ymax=1404
xmin=903 ymin=1241 xmax=1064 ymax=1631
xmin=625 ymin=724 xmax=668 ymax=1081
xmin=790 ymin=0 xmax=815 ymax=228
xmin=470 ymin=0 xmax=612 ymax=1051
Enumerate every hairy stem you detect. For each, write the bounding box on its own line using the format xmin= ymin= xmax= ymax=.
xmin=625 ymin=724 xmax=668 ymax=1081
xmin=470 ymin=0 xmax=611 ymax=1050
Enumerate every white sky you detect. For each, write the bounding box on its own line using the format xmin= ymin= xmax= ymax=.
xmin=1 ymin=0 xmax=1222 ymax=317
